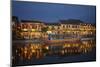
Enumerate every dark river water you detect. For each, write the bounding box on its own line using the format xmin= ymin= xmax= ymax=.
xmin=12 ymin=38 xmax=96 ymax=66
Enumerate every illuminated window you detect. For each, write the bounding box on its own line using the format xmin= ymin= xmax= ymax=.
xmin=31 ymin=29 xmax=36 ymax=32
xmin=23 ymin=29 xmax=28 ymax=31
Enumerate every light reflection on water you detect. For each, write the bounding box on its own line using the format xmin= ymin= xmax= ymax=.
xmin=12 ymin=38 xmax=96 ymax=65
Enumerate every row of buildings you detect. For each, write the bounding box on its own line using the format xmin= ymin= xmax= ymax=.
xmin=12 ymin=16 xmax=96 ymax=40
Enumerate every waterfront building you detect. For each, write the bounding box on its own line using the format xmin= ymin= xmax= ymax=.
xmin=12 ymin=17 xmax=96 ymax=40
xmin=12 ymin=17 xmax=96 ymax=59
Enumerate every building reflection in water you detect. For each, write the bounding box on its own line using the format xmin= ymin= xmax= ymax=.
xmin=12 ymin=38 xmax=96 ymax=65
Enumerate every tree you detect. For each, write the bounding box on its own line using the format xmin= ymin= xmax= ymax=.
xmin=41 ymin=27 xmax=48 ymax=32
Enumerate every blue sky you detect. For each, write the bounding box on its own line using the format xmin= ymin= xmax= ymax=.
xmin=12 ymin=1 xmax=96 ymax=23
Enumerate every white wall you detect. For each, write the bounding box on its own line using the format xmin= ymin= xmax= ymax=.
xmin=15 ymin=0 xmax=96 ymax=5
xmin=0 ymin=0 xmax=99 ymax=67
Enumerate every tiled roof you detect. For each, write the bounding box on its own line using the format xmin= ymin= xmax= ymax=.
xmin=60 ymin=19 xmax=83 ymax=24
xmin=45 ymin=23 xmax=60 ymax=26
xmin=21 ymin=20 xmax=43 ymax=23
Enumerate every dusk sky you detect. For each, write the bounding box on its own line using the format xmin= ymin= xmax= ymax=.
xmin=12 ymin=1 xmax=96 ymax=23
